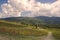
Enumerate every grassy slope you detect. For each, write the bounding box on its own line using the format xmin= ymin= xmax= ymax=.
xmin=1 ymin=17 xmax=45 ymax=27
xmin=0 ymin=19 xmax=60 ymax=40
xmin=0 ymin=20 xmax=48 ymax=36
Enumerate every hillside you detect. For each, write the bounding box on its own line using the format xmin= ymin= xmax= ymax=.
xmin=0 ymin=16 xmax=60 ymax=28
xmin=0 ymin=17 xmax=46 ymax=28
xmin=0 ymin=17 xmax=60 ymax=40
xmin=0 ymin=19 xmax=48 ymax=40
xmin=35 ymin=16 xmax=60 ymax=24
xmin=1 ymin=16 xmax=60 ymax=24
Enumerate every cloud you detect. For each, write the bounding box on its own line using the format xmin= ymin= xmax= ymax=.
xmin=0 ymin=0 xmax=60 ymax=18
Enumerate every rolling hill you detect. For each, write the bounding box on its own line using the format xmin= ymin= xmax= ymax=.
xmin=35 ymin=16 xmax=60 ymax=24
xmin=0 ymin=16 xmax=60 ymax=40
xmin=0 ymin=16 xmax=60 ymax=28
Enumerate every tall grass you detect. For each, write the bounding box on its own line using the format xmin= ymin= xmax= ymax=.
xmin=48 ymin=28 xmax=60 ymax=40
xmin=0 ymin=20 xmax=47 ymax=37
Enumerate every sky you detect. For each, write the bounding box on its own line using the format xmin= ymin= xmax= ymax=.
xmin=0 ymin=0 xmax=7 ymax=5
xmin=0 ymin=0 xmax=7 ymax=11
xmin=0 ymin=0 xmax=60 ymax=18
xmin=36 ymin=0 xmax=57 ymax=3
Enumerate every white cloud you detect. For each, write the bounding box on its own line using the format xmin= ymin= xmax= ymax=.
xmin=0 ymin=0 xmax=60 ymax=18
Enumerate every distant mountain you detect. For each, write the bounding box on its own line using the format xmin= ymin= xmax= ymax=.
xmin=0 ymin=16 xmax=60 ymax=24
xmin=0 ymin=17 xmax=45 ymax=26
xmin=2 ymin=16 xmax=60 ymax=24
xmin=0 ymin=16 xmax=60 ymax=28
xmin=35 ymin=16 xmax=60 ymax=24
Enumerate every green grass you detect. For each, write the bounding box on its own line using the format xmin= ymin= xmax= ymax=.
xmin=48 ymin=28 xmax=60 ymax=40
xmin=0 ymin=33 xmax=46 ymax=40
xmin=0 ymin=27 xmax=47 ymax=36
xmin=0 ymin=20 xmax=48 ymax=37
xmin=0 ymin=20 xmax=60 ymax=40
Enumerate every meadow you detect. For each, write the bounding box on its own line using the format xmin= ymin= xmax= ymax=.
xmin=0 ymin=20 xmax=48 ymax=40
xmin=0 ymin=20 xmax=60 ymax=40
xmin=48 ymin=28 xmax=60 ymax=40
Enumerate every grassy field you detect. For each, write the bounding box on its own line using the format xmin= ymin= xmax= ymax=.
xmin=0 ymin=20 xmax=60 ymax=40
xmin=48 ymin=28 xmax=60 ymax=40
xmin=0 ymin=20 xmax=48 ymax=40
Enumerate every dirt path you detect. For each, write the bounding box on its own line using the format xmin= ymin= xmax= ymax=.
xmin=41 ymin=32 xmax=54 ymax=40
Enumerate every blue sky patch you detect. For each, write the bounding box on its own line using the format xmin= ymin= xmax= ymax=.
xmin=0 ymin=0 xmax=7 ymax=5
xmin=36 ymin=0 xmax=57 ymax=3
xmin=0 ymin=0 xmax=7 ymax=12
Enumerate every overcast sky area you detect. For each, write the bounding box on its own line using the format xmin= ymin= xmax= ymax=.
xmin=0 ymin=0 xmax=60 ymax=18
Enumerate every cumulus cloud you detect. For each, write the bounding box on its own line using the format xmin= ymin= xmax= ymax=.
xmin=0 ymin=0 xmax=60 ymax=18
